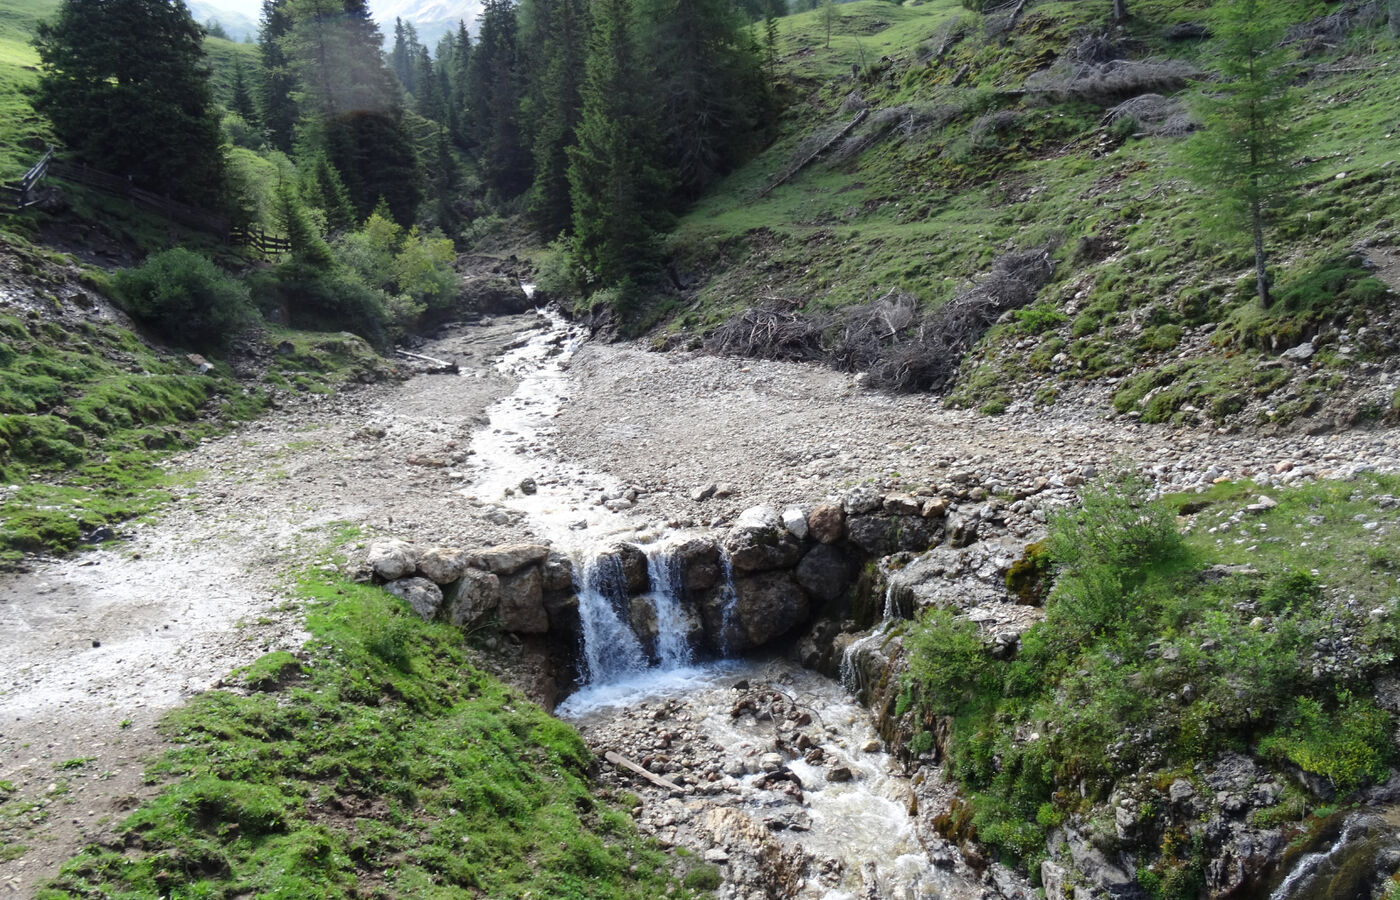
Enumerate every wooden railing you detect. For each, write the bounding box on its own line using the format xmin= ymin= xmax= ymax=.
xmin=5 ymin=148 xmax=293 ymax=258
xmin=1 ymin=147 xmax=55 ymax=210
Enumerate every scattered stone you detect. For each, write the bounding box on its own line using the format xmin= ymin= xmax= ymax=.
xmin=519 ymin=478 xmax=538 ymax=495
xmin=691 ymin=483 xmax=718 ymax=502
xmin=368 ymin=539 xmax=418 ymax=581
xmin=781 ymin=507 xmax=809 ymax=540
xmin=807 ymin=504 xmax=845 ymax=544
xmin=827 ymin=766 xmax=854 ymax=782
xmin=385 ymin=576 xmax=443 ymax=621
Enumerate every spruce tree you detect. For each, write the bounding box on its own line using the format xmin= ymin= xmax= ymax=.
xmin=230 ymin=59 xmax=260 ymax=125
xmin=567 ymin=0 xmax=668 ymax=286
xmin=641 ymin=0 xmax=769 ymax=199
xmin=520 ymin=0 xmax=587 ymax=238
xmin=447 ymin=20 xmax=473 ymax=146
xmin=466 ymin=0 xmax=530 ymax=198
xmin=1177 ymin=0 xmax=1309 ymax=307
xmin=33 ymin=0 xmax=226 ymax=205
xmin=258 ymin=0 xmax=298 ymax=151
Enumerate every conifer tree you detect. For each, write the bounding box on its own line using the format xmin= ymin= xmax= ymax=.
xmin=567 ymin=0 xmax=668 ymax=286
xmin=466 ymin=0 xmax=530 ymax=197
xmin=257 ymin=0 xmax=298 ymax=151
xmin=641 ymin=0 xmax=769 ymax=198
xmin=1177 ymin=0 xmax=1308 ymax=307
xmin=447 ymin=20 xmax=473 ymax=145
xmin=390 ymin=18 xmax=418 ymax=93
xmin=33 ymin=0 xmax=226 ymax=205
xmin=415 ymin=52 xmax=443 ymax=121
xmin=520 ymin=0 xmax=587 ymax=237
xmin=230 ymin=59 xmax=260 ymax=124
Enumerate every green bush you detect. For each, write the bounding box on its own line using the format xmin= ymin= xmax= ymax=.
xmin=1260 ymin=692 xmax=1395 ymax=792
xmin=905 ymin=608 xmax=993 ymax=714
xmin=264 ymin=262 xmax=389 ymax=350
xmin=113 ymin=248 xmax=255 ymax=351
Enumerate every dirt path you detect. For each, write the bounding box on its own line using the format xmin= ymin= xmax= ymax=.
xmin=3 ymin=310 xmax=1399 ymax=895
xmin=0 ymin=315 xmax=539 ymax=897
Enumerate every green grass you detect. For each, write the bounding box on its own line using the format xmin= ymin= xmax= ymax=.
xmin=39 ymin=572 xmax=703 ymax=900
xmin=902 ymin=471 xmax=1400 ymax=877
xmin=652 ymin=0 xmax=1400 ymax=416
xmin=0 ymin=0 xmax=56 ymax=180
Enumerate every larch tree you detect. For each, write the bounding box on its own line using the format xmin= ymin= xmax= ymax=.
xmin=1177 ymin=0 xmax=1309 ymax=307
xmin=32 ymin=0 xmax=226 ymax=205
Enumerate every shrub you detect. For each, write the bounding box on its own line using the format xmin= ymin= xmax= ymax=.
xmin=113 ymin=248 xmax=255 ymax=351
xmin=1259 ymin=692 xmax=1394 ymax=792
xmin=905 ymin=608 xmax=994 ymax=714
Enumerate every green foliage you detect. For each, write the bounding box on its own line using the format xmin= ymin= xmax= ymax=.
xmin=43 ymin=574 xmax=687 ymax=899
xmin=904 ymin=471 xmax=1400 ymax=869
xmin=112 ymin=248 xmax=255 ymax=351
xmin=905 ymin=607 xmax=993 ymax=714
xmin=32 ymin=0 xmax=226 ymax=205
xmin=1175 ymin=0 xmax=1311 ymax=306
xmin=1259 ymin=692 xmax=1395 ymax=792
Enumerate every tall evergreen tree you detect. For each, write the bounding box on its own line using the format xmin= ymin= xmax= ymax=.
xmin=390 ymin=18 xmax=417 ymax=93
xmin=415 ymin=52 xmax=443 ymax=121
xmin=641 ymin=0 xmax=769 ymax=199
xmin=1177 ymin=0 xmax=1308 ymax=307
xmin=230 ymin=58 xmax=260 ymax=124
xmin=446 ymin=20 xmax=473 ymax=145
xmin=519 ymin=0 xmax=587 ymax=237
xmin=466 ymin=0 xmax=530 ymax=197
xmin=567 ymin=0 xmax=668 ymax=286
xmin=32 ymin=0 xmax=226 ymax=205
xmin=258 ymin=0 xmax=298 ymax=150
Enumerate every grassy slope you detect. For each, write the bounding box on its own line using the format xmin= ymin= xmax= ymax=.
xmin=665 ymin=0 xmax=1400 ymax=422
xmin=29 ymin=567 xmax=710 ymax=899
xmin=0 ymin=0 xmax=54 ymax=180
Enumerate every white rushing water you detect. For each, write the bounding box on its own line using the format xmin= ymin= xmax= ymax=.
xmin=646 ymin=547 xmax=693 ymax=669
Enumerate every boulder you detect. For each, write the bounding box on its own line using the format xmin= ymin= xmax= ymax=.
xmin=613 ymin=543 xmax=650 ymax=593
xmin=882 ymin=493 xmax=922 ymax=516
xmin=736 ymin=505 xmax=781 ymax=529
xmin=947 ymin=511 xmax=981 ymax=548
xmin=541 ymin=551 xmax=574 ymax=592
xmin=845 ymin=515 xmax=937 ymax=557
xmin=674 ymin=538 xmax=721 ymax=591
xmin=368 ymin=539 xmax=418 ymax=581
xmin=730 ymin=571 xmax=811 ymax=648
xmin=385 ymin=576 xmax=443 ymax=621
xmin=471 ymin=543 xmax=551 ymax=576
xmin=499 ymin=566 xmax=548 ymax=633
xmin=807 ymin=504 xmax=845 ymax=544
xmin=418 ymin=547 xmax=469 ymax=585
xmin=781 ymin=507 xmax=810 ymax=540
xmin=842 ymin=486 xmax=882 ymax=515
xmin=446 ymin=568 xmax=500 ymax=627
xmin=794 ymin=544 xmax=855 ymax=604
xmin=725 ymin=524 xmax=804 ymax=573
xmin=462 ymin=274 xmax=532 ymax=315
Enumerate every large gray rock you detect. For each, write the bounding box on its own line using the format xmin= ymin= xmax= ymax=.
xmin=781 ymin=507 xmax=809 ymax=540
xmin=794 ymin=544 xmax=855 ymax=604
xmin=845 ymin=515 xmax=937 ymax=557
xmin=446 ymin=568 xmax=500 ymax=626
xmin=725 ymin=524 xmax=804 ymax=573
xmin=418 ymin=547 xmax=469 ymax=585
xmin=499 ymin=566 xmax=548 ymax=633
xmin=368 ymin=539 xmax=418 ymax=581
xmin=675 ymin=538 xmax=721 ymax=591
xmin=463 ymin=274 xmax=533 ymax=315
xmin=471 ymin=543 xmax=550 ymax=576
xmin=541 ymin=552 xmax=574 ymax=592
xmin=612 ymin=543 xmax=650 ymax=593
xmin=843 ymin=486 xmax=882 ymax=515
xmin=730 ymin=571 xmax=811 ymax=648
xmin=385 ymin=576 xmax=443 ymax=621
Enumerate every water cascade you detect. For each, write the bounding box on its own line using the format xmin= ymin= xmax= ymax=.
xmin=573 ymin=553 xmax=650 ymax=686
xmin=1268 ymin=806 xmax=1400 ymax=900
xmin=645 ymin=548 xmax=692 ymax=669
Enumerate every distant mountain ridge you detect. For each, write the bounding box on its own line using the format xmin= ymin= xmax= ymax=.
xmin=187 ymin=0 xmax=481 ymax=47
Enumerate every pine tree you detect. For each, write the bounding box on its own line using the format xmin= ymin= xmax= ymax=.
xmin=33 ymin=0 xmax=226 ymax=206
xmin=415 ymin=52 xmax=443 ymax=122
xmin=258 ymin=0 xmax=298 ymax=151
xmin=466 ymin=0 xmax=530 ymax=198
xmin=641 ymin=0 xmax=769 ymax=199
xmin=390 ymin=18 xmax=417 ymax=93
xmin=567 ymin=0 xmax=668 ymax=286
xmin=763 ymin=0 xmax=782 ymax=77
xmin=520 ymin=0 xmax=587 ymax=237
xmin=447 ymin=20 xmax=473 ymax=146
xmin=230 ymin=59 xmax=259 ymax=125
xmin=1177 ymin=0 xmax=1309 ymax=307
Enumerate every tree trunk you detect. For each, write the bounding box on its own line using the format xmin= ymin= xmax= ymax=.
xmin=1113 ymin=0 xmax=1128 ymax=23
xmin=1251 ymin=199 xmax=1270 ymax=308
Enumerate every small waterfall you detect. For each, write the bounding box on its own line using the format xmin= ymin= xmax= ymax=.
xmin=646 ymin=547 xmax=692 ymax=669
xmin=842 ymin=580 xmax=900 ymax=697
xmin=1269 ymin=808 xmax=1400 ymax=900
xmin=716 ymin=550 xmax=741 ymax=657
xmin=574 ymin=554 xmax=649 ymax=685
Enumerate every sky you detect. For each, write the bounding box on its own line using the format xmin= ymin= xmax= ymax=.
xmin=190 ymin=0 xmax=484 ymax=47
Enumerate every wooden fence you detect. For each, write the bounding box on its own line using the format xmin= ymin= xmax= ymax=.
xmin=1 ymin=147 xmax=55 ymax=211
xmin=5 ymin=147 xmax=293 ymax=258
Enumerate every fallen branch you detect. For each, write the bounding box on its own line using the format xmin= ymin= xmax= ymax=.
xmin=760 ymin=109 xmax=869 ymax=196
xmin=604 ymin=751 xmax=684 ymax=793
